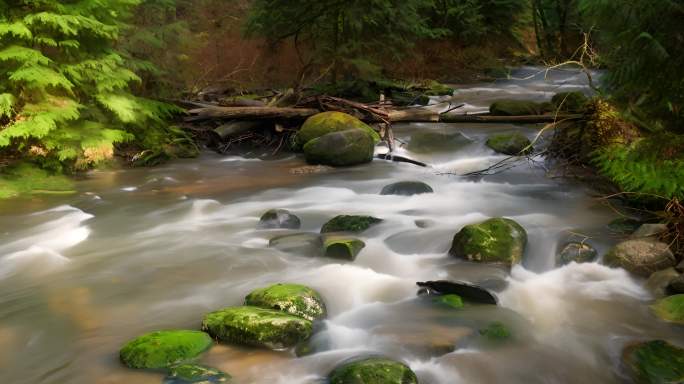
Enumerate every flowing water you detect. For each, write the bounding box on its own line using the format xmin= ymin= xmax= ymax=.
xmin=1 ymin=67 xmax=681 ymax=384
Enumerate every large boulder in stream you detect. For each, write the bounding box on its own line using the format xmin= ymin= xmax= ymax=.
xmin=244 ymin=283 xmax=327 ymax=321
xmin=257 ymin=209 xmax=301 ymax=229
xmin=489 ymin=100 xmax=552 ymax=116
xmin=119 ymin=330 xmax=213 ymax=369
xmin=407 ymin=131 xmax=472 ymax=153
xmin=201 ymin=306 xmax=312 ymax=350
xmin=296 ymin=111 xmax=380 ymax=149
xmin=323 ymin=236 xmax=366 ymax=261
xmin=486 ymin=132 xmax=532 ymax=155
xmin=652 ymin=294 xmax=684 ymax=324
xmin=321 ymin=215 xmax=383 ymax=234
xmin=328 ymin=357 xmax=418 ymax=384
xmin=303 ymin=129 xmax=375 ymax=167
xmin=449 ymin=218 xmax=527 ymax=265
xmin=558 ymin=242 xmax=598 ymax=265
xmin=604 ymin=239 xmax=676 ymax=277
xmin=380 ymin=181 xmax=434 ymax=196
xmin=622 ymin=340 xmax=684 ymax=384
xmin=269 ymin=233 xmax=323 ymax=257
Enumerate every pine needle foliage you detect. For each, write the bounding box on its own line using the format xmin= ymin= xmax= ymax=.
xmin=0 ymin=0 xmax=182 ymax=171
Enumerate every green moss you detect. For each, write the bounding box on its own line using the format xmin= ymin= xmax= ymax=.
xmin=407 ymin=131 xmax=472 ymax=154
xmin=434 ymin=294 xmax=464 ymax=309
xmin=423 ymin=80 xmax=454 ymax=96
xmin=0 ymin=163 xmax=75 ymax=199
xmin=201 ymin=306 xmax=312 ymax=350
xmin=321 ymin=215 xmax=383 ymax=233
xmin=119 ymin=330 xmax=213 ymax=369
xmin=551 ymin=92 xmax=588 ymax=113
xmin=303 ymin=129 xmax=375 ymax=167
xmin=486 ymin=133 xmax=532 ymax=155
xmin=296 ymin=111 xmax=380 ymax=149
xmin=244 ymin=283 xmax=327 ymax=321
xmin=623 ymin=340 xmax=684 ymax=384
xmin=164 ymin=364 xmax=231 ymax=383
xmin=489 ymin=100 xmax=551 ymax=116
xmin=329 ymin=357 xmax=418 ymax=384
xmin=323 ymin=236 xmax=366 ymax=261
xmin=652 ymin=295 xmax=684 ymax=324
xmin=449 ymin=218 xmax=527 ymax=265
xmin=479 ymin=322 xmax=511 ymax=341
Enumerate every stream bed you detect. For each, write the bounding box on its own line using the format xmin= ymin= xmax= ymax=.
xmin=1 ymin=68 xmax=681 ymax=384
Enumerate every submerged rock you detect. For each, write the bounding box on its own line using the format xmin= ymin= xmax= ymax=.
xmin=164 ymin=364 xmax=231 ymax=384
xmin=652 ymin=294 xmax=684 ymax=324
xmin=433 ymin=294 xmax=464 ymax=309
xmin=558 ymin=242 xmax=598 ymax=265
xmin=416 ymin=280 xmax=498 ymax=305
xmin=321 ymin=215 xmax=383 ymax=233
xmin=257 ymin=209 xmax=301 ymax=229
xmin=449 ymin=218 xmax=527 ymax=266
xmin=486 ymin=133 xmax=532 ymax=155
xmin=244 ymin=283 xmax=326 ymax=321
xmin=646 ymin=268 xmax=681 ymax=297
xmin=119 ymin=330 xmax=213 ymax=369
xmin=201 ymin=306 xmax=312 ymax=350
xmin=328 ymin=357 xmax=418 ymax=384
xmin=323 ymin=236 xmax=366 ymax=261
xmin=269 ymin=233 xmax=323 ymax=257
xmin=380 ymin=181 xmax=434 ymax=196
xmin=631 ymin=224 xmax=668 ymax=239
xmin=296 ymin=111 xmax=380 ymax=149
xmin=407 ymin=131 xmax=472 ymax=153
xmin=479 ymin=321 xmax=511 ymax=341
xmin=622 ymin=340 xmax=684 ymax=384
xmin=489 ymin=100 xmax=551 ymax=116
xmin=607 ymin=218 xmax=643 ymax=234
xmin=551 ymin=91 xmax=588 ymax=113
xmin=303 ymin=129 xmax=375 ymax=167
xmin=668 ymin=275 xmax=684 ymax=295
xmin=604 ymin=239 xmax=675 ymax=277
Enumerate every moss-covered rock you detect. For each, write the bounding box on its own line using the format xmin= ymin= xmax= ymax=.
xmin=489 ymin=100 xmax=552 ymax=116
xmin=407 ymin=131 xmax=472 ymax=154
xmin=323 ymin=236 xmax=366 ymax=261
xmin=296 ymin=111 xmax=380 ymax=149
xmin=622 ymin=340 xmax=684 ymax=384
xmin=449 ymin=218 xmax=527 ymax=265
xmin=119 ymin=330 xmax=213 ymax=369
xmin=257 ymin=209 xmax=301 ymax=230
xmin=321 ymin=215 xmax=383 ymax=234
xmin=486 ymin=133 xmax=532 ymax=155
xmin=652 ymin=294 xmax=684 ymax=324
xmin=479 ymin=321 xmax=511 ymax=341
xmin=607 ymin=218 xmax=643 ymax=234
xmin=551 ymin=92 xmax=588 ymax=113
xmin=434 ymin=294 xmax=464 ymax=309
xmin=380 ymin=181 xmax=433 ymax=196
xmin=244 ymin=283 xmax=326 ymax=321
xmin=164 ymin=364 xmax=231 ymax=384
xmin=269 ymin=233 xmax=323 ymax=257
xmin=201 ymin=306 xmax=312 ymax=350
xmin=558 ymin=242 xmax=598 ymax=265
xmin=303 ymin=129 xmax=375 ymax=167
xmin=328 ymin=357 xmax=418 ymax=384
xmin=604 ymin=240 xmax=676 ymax=277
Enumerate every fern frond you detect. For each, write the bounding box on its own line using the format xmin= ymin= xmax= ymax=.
xmin=0 ymin=93 xmax=15 ymax=119
xmin=0 ymin=21 xmax=32 ymax=40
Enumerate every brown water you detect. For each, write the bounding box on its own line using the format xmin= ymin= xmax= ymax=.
xmin=1 ymin=68 xmax=681 ymax=384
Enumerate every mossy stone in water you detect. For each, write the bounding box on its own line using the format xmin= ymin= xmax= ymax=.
xmin=244 ymin=283 xmax=326 ymax=321
xmin=380 ymin=181 xmax=434 ymax=196
xmin=479 ymin=321 xmax=511 ymax=341
xmin=329 ymin=357 xmax=418 ymax=384
xmin=486 ymin=133 xmax=532 ymax=155
xmin=201 ymin=306 xmax=312 ymax=350
xmin=257 ymin=209 xmax=301 ymax=229
xmin=164 ymin=364 xmax=231 ymax=383
xmin=559 ymin=242 xmax=598 ymax=265
xmin=604 ymin=240 xmax=675 ymax=277
xmin=551 ymin=91 xmax=588 ymax=113
xmin=119 ymin=330 xmax=213 ymax=369
xmin=449 ymin=218 xmax=527 ymax=265
xmin=303 ymin=129 xmax=375 ymax=167
xmin=296 ymin=111 xmax=380 ymax=149
xmin=623 ymin=340 xmax=684 ymax=384
xmin=321 ymin=215 xmax=383 ymax=234
xmin=652 ymin=294 xmax=684 ymax=324
xmin=489 ymin=100 xmax=551 ymax=116
xmin=434 ymin=294 xmax=464 ymax=309
xmin=324 ymin=236 xmax=366 ymax=261
xmin=407 ymin=131 xmax=472 ymax=153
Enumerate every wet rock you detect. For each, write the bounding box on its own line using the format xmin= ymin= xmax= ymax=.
xmin=604 ymin=239 xmax=676 ymax=277
xmin=631 ymin=224 xmax=668 ymax=239
xmin=479 ymin=321 xmax=511 ymax=341
xmin=257 ymin=209 xmax=301 ymax=229
xmin=164 ymin=364 xmax=231 ymax=384
xmin=486 ymin=133 xmax=532 ymax=155
xmin=651 ymin=294 xmax=684 ymax=324
xmin=646 ymin=268 xmax=680 ymax=298
xmin=607 ymin=218 xmax=643 ymax=234
xmin=449 ymin=218 xmax=527 ymax=266
xmin=328 ymin=357 xmax=418 ymax=384
xmin=323 ymin=236 xmax=365 ymax=261
xmin=303 ymin=129 xmax=375 ymax=167
xmin=380 ymin=181 xmax=434 ymax=196
xmin=622 ymin=340 xmax=684 ymax=384
xmin=551 ymin=91 xmax=588 ymax=113
xmin=269 ymin=233 xmax=323 ymax=257
xmin=558 ymin=242 xmax=598 ymax=265
xmin=244 ymin=283 xmax=326 ymax=321
xmin=201 ymin=306 xmax=312 ymax=350
xmin=119 ymin=330 xmax=213 ymax=369
xmin=321 ymin=215 xmax=383 ymax=234
xmin=296 ymin=111 xmax=380 ymax=149
xmin=407 ymin=131 xmax=472 ymax=153
xmin=433 ymin=294 xmax=464 ymax=309
xmin=416 ymin=281 xmax=498 ymax=305
xmin=489 ymin=100 xmax=552 ymax=116
xmin=414 ymin=219 xmax=436 ymax=228
xmin=667 ymin=275 xmax=684 ymax=295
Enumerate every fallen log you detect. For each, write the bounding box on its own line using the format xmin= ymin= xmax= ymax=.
xmin=186 ymin=106 xmax=320 ymax=122
xmin=439 ymin=113 xmax=584 ymax=124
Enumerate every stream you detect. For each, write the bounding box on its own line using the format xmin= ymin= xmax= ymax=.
xmin=1 ymin=67 xmax=681 ymax=384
